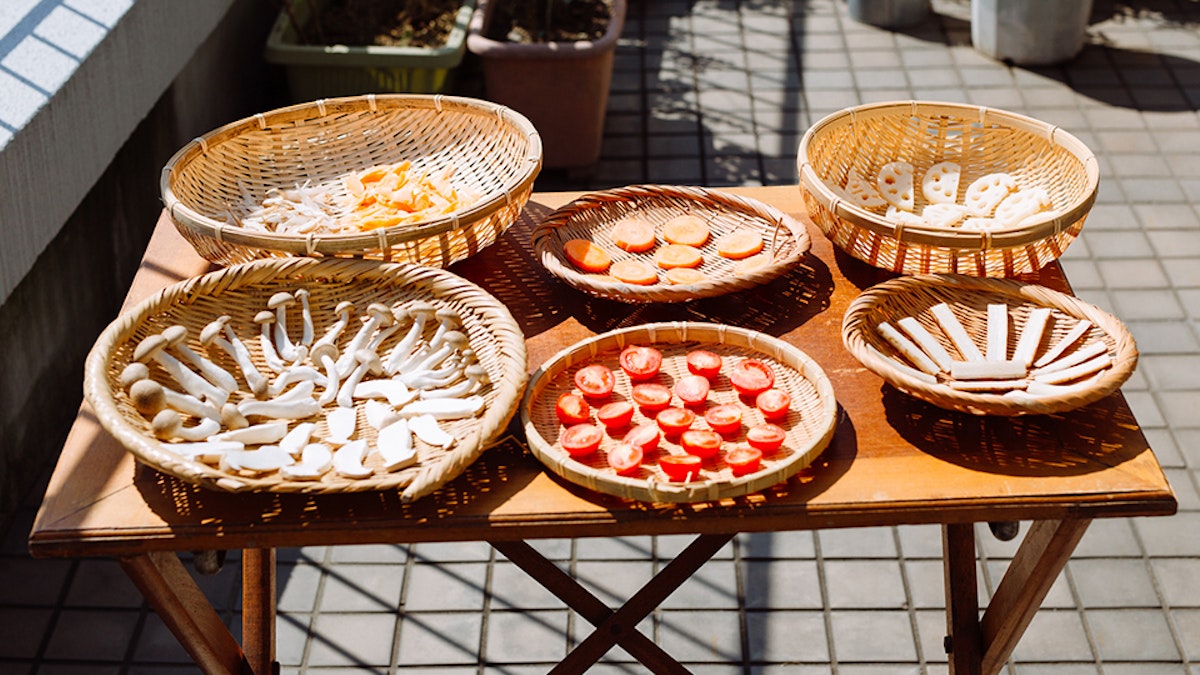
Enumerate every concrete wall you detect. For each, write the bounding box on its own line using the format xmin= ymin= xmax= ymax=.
xmin=0 ymin=0 xmax=283 ymax=523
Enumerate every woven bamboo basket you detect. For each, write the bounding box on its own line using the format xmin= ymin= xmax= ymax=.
xmin=842 ymin=275 xmax=1137 ymax=416
xmin=532 ymin=185 xmax=811 ymax=303
xmin=797 ymin=101 xmax=1099 ymax=276
xmin=83 ymin=257 xmax=528 ymax=501
xmin=161 ymin=94 xmax=541 ymax=267
xmin=521 ymin=322 xmax=839 ymax=503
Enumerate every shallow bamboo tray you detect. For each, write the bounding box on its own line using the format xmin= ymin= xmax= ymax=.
xmin=532 ymin=185 xmax=810 ymax=303
xmin=84 ymin=257 xmax=528 ymax=501
xmin=161 ymin=94 xmax=541 ymax=267
xmin=842 ymin=275 xmax=1137 ymax=416
xmin=521 ymin=322 xmax=839 ymax=503
xmin=797 ymin=100 xmax=1099 ymax=276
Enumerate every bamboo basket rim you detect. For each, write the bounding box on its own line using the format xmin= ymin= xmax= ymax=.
xmin=842 ymin=274 xmax=1137 ymax=416
xmin=160 ymin=94 xmax=542 ymax=258
xmin=797 ymin=100 xmax=1100 ymax=252
xmin=83 ymin=256 xmax=528 ymax=501
xmin=520 ymin=321 xmax=839 ymax=503
xmin=532 ymin=184 xmax=811 ymax=303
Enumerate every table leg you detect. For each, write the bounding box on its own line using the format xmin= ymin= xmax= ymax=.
xmin=242 ymin=548 xmax=277 ymax=675
xmin=119 ymin=551 xmax=252 ymax=674
xmin=943 ymin=523 xmax=981 ymax=675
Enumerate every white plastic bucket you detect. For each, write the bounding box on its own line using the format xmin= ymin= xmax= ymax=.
xmin=971 ymin=0 xmax=1094 ymax=65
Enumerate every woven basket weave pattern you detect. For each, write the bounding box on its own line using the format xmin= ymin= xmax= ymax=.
xmin=84 ymin=257 xmax=528 ymax=501
xmin=798 ymin=101 xmax=1098 ymax=276
xmin=162 ymin=95 xmax=541 ymax=267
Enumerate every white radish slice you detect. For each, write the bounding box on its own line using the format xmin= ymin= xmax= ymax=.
xmin=166 ymin=440 xmax=243 ymax=464
xmin=877 ymin=161 xmax=915 ymax=211
xmin=1024 ymin=375 xmax=1104 ymax=397
xmin=1033 ymin=354 xmax=1111 ymax=385
xmin=921 ymin=161 xmax=962 ymax=204
xmin=877 ymin=321 xmax=940 ymax=375
xmin=332 ymin=439 xmax=372 ymax=479
xmin=377 ymin=418 xmax=418 ymax=471
xmin=409 ymin=414 xmax=455 ymax=448
xmin=964 ymin=173 xmax=1017 ymax=217
xmin=279 ymin=422 xmax=317 ymax=458
xmin=325 ymin=407 xmax=357 ymax=445
xmin=930 ymin=303 xmax=983 ymax=362
xmin=865 ymin=345 xmax=937 ymax=384
xmin=950 ymin=359 xmax=1027 ymax=381
xmin=896 ymin=317 xmax=955 ymax=373
xmin=986 ymin=304 xmax=1009 ymax=362
xmin=281 ymin=443 xmax=333 ymax=480
xmin=1012 ymin=307 xmax=1053 ymax=368
xmin=211 ymin=421 xmax=289 ymax=445
xmin=397 ymin=395 xmax=485 ymax=420
xmin=1031 ymin=340 xmax=1108 ymax=377
xmin=221 ymin=444 xmax=293 ymax=474
xmin=1033 ymin=320 xmax=1093 ymax=368
xmin=948 ymin=379 xmax=1028 ymax=392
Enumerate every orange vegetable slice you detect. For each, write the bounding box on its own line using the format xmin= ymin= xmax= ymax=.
xmin=664 ymin=267 xmax=708 ymax=285
xmin=655 ymin=244 xmax=704 ymax=269
xmin=662 ymin=214 xmax=711 ymax=247
xmin=715 ymin=230 xmax=764 ymax=259
xmin=733 ymin=253 xmax=771 ymax=274
xmin=610 ymin=218 xmax=657 ymax=253
xmin=564 ymin=239 xmax=612 ymax=273
xmin=610 ymin=259 xmax=659 ymax=285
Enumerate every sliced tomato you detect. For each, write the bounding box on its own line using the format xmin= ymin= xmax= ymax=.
xmin=623 ymin=423 xmax=661 ymax=453
xmin=745 ymin=423 xmax=786 ymax=452
xmin=729 ymin=359 xmax=775 ymax=397
xmin=703 ymin=403 xmax=743 ymax=436
xmin=607 ymin=442 xmax=644 ymax=476
xmin=619 ymin=345 xmax=663 ymax=381
xmin=561 ymin=423 xmax=604 ymax=457
xmin=574 ymin=364 xmax=616 ymax=399
xmin=686 ymin=349 xmax=723 ymax=379
xmin=631 ymin=383 xmax=672 ymax=412
xmin=659 ymin=454 xmax=703 ymax=481
xmin=596 ymin=400 xmax=635 ymax=429
xmin=655 ymin=406 xmax=696 ymax=437
xmin=674 ymin=374 xmax=711 ymax=407
xmin=724 ymin=445 xmax=763 ymax=476
xmin=679 ymin=429 xmax=723 ymax=459
xmin=755 ymin=388 xmax=791 ymax=421
xmin=555 ymin=393 xmax=592 ymax=426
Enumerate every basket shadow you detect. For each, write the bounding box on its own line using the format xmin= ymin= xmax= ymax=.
xmin=880 ymin=386 xmax=1149 ymax=477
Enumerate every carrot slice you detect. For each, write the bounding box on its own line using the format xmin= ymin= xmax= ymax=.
xmin=664 ymin=267 xmax=707 ymax=285
xmin=715 ymin=230 xmax=764 ymax=259
xmin=610 ymin=259 xmax=659 ymax=285
xmin=564 ymin=239 xmax=612 ymax=273
xmin=662 ymin=214 xmax=710 ymax=247
xmin=655 ymin=244 xmax=704 ymax=269
xmin=610 ymin=218 xmax=657 ymax=253
xmin=733 ymin=253 xmax=771 ymax=274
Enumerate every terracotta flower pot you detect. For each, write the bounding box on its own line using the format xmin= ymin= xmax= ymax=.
xmin=467 ymin=0 xmax=626 ymax=170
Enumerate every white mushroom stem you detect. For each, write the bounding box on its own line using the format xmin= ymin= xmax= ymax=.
xmin=405 ymin=331 xmax=469 ymax=380
xmin=130 ymin=379 xmax=221 ymax=421
xmin=210 ymin=421 xmax=289 ymax=445
xmin=425 ymin=308 xmax=463 ymax=356
xmin=151 ymin=410 xmax=221 ymax=442
xmin=336 ymin=303 xmax=393 ymax=378
xmin=162 ymin=325 xmax=239 ymax=394
xmin=294 ymin=288 xmax=315 ymax=347
xmin=386 ymin=303 xmax=434 ymax=375
xmin=309 ymin=342 xmax=340 ymax=406
xmin=337 ymin=349 xmax=385 ymax=409
xmin=396 ymin=395 xmax=485 ymax=420
xmin=134 ymin=334 xmax=228 ymax=406
xmin=420 ymin=364 xmax=490 ymax=400
xmin=402 ymin=355 xmax=465 ymax=390
xmin=366 ymin=320 xmax=403 ymax=354
xmin=238 ymin=395 xmax=321 ymax=420
xmin=312 ymin=300 xmax=354 ymax=354
xmin=255 ymin=310 xmax=287 ymax=374
xmin=221 ymin=403 xmax=249 ymax=430
xmin=201 ymin=316 xmax=269 ymax=399
xmin=269 ymin=291 xmax=301 ymax=362
xmin=267 ymin=365 xmax=325 ymax=398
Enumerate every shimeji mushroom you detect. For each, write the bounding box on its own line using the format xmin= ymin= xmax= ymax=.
xmin=255 ymin=310 xmax=288 ymax=374
xmin=336 ymin=303 xmax=393 ymax=378
xmin=404 ymin=352 xmax=468 ymax=391
xmin=266 ymin=364 xmax=325 ymax=399
xmin=120 ymin=363 xmax=151 ymax=391
xmin=237 ymin=391 xmax=321 ymax=421
xmin=312 ymin=300 xmax=355 ymax=354
xmin=420 ymin=364 xmax=490 ymax=400
xmin=201 ymin=316 xmax=269 ymax=398
xmin=134 ymin=334 xmax=228 ymax=407
xmin=426 ymin=308 xmax=464 ymax=356
xmin=401 ymin=331 xmax=470 ymax=388
xmin=151 ymin=409 xmax=221 ymax=442
xmin=387 ymin=302 xmax=437 ymax=375
xmin=162 ymin=325 xmax=239 ymax=394
xmin=336 ymin=349 xmax=385 ymax=409
xmin=309 ymin=341 xmax=341 ymax=407
xmin=221 ymin=402 xmax=250 ymax=430
xmin=268 ymin=291 xmax=302 ymax=362
xmin=129 ymin=378 xmax=221 ymax=422
xmin=294 ymin=288 xmax=315 ymax=347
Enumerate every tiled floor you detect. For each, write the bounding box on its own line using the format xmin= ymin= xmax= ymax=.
xmin=4 ymin=0 xmax=1200 ymax=672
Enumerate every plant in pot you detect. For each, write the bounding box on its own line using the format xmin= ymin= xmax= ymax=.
xmin=466 ymin=0 xmax=626 ymax=170
xmin=265 ymin=0 xmax=477 ymax=101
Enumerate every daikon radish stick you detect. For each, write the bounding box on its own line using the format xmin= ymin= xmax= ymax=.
xmin=896 ymin=316 xmax=955 ymax=373
xmin=1033 ymin=354 xmax=1111 ymax=384
xmin=1032 ymin=320 xmax=1093 ymax=368
xmin=1012 ymin=307 xmax=1052 ymax=367
xmin=1025 ymin=375 xmax=1103 ymax=397
xmin=930 ymin=303 xmax=983 ymax=362
xmin=986 ymin=304 xmax=1009 ymax=361
xmin=1031 ymin=340 xmax=1108 ymax=377
xmin=866 ymin=345 xmax=938 ymax=384
xmin=877 ymin=321 xmax=941 ymax=375
xmin=950 ymin=359 xmax=1027 ymax=381
xmin=949 ymin=378 xmax=1028 ymax=392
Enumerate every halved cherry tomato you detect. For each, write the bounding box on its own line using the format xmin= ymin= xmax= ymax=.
xmin=575 ymin=364 xmax=616 ymax=399
xmin=561 ymin=423 xmax=604 ymax=457
xmin=623 ymin=423 xmax=661 ymax=453
xmin=619 ymin=345 xmax=663 ymax=381
xmin=655 ymin=406 xmax=696 ymax=437
xmin=755 ymin=388 xmax=791 ymax=421
xmin=686 ymin=349 xmax=723 ymax=379
xmin=555 ymin=393 xmax=592 ymax=426
xmin=729 ymin=359 xmax=775 ymax=397
xmin=674 ymin=374 xmax=710 ymax=407
xmin=596 ymin=400 xmax=635 ymax=429
xmin=631 ymin=383 xmax=672 ymax=412
xmin=704 ymin=403 xmax=743 ymax=436
xmin=659 ymin=454 xmax=704 ymax=481
xmin=724 ymin=445 xmax=763 ymax=476
xmin=607 ymin=442 xmax=644 ymax=476
xmin=745 ymin=423 xmax=787 ymax=452
xmin=679 ymin=429 xmax=723 ymax=459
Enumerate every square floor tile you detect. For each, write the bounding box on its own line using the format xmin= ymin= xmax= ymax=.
xmin=825 ymin=560 xmax=907 ymax=609
xmin=829 ymin=610 xmax=918 ymax=662
xmin=483 ymin=610 xmax=568 ymax=664
xmin=395 ymin=612 xmax=481 ymax=667
xmin=745 ymin=610 xmax=828 ymax=662
xmin=658 ymin=609 xmax=743 ymax=662
xmin=1085 ymin=608 xmax=1180 ymax=661
xmin=403 ymin=562 xmax=486 ymax=612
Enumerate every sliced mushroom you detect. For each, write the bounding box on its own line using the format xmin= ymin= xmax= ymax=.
xmin=336 ymin=349 xmax=385 ymax=409
xmin=268 ymin=291 xmax=301 ymax=362
xmin=201 ymin=316 xmax=268 ymax=398
xmin=279 ymin=422 xmax=317 ymax=458
xmin=325 ymin=406 xmax=356 ymax=445
xmin=353 ymin=378 xmax=416 ymax=407
xmin=294 ymin=288 xmax=315 ymax=347
xmin=280 ymin=442 xmax=333 ymax=480
xmin=255 ymin=310 xmax=287 ymax=374
xmin=408 ymin=414 xmax=455 ymax=448
xmin=162 ymin=325 xmax=238 ymax=394
xmin=377 ymin=418 xmax=417 ymax=471
xmin=397 ymin=394 xmax=485 ymax=420
xmin=420 ymin=364 xmax=490 ymax=400
xmin=151 ymin=409 xmax=221 ymax=442
xmin=363 ymin=399 xmax=399 ymax=431
xmin=221 ymin=444 xmax=293 ymax=474
xmin=237 ymin=394 xmax=321 ymax=421
xmin=164 ymin=439 xmax=242 ymax=464
xmin=332 ymin=439 xmax=373 ymax=479
xmin=130 ymin=378 xmax=221 ymax=422
xmin=210 ymin=421 xmax=290 ymax=445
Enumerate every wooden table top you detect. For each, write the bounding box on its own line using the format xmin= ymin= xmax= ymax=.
xmin=30 ymin=186 xmax=1176 ymax=558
